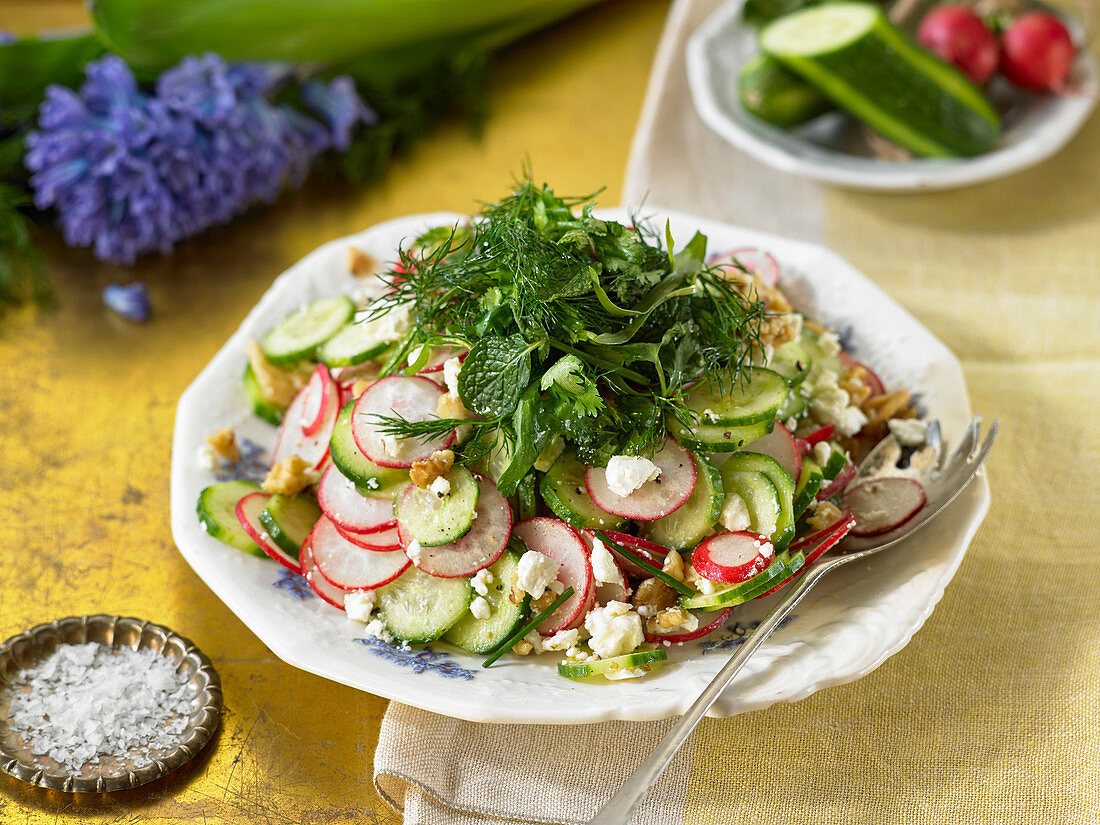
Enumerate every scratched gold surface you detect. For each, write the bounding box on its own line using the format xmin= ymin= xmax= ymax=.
xmin=0 ymin=1 xmax=671 ymax=821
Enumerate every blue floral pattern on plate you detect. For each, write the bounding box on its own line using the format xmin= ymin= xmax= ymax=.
xmin=700 ymin=615 xmax=796 ymax=655
xmin=355 ymin=638 xmax=476 ymax=681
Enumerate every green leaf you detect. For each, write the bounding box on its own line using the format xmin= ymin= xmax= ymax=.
xmin=0 ymin=32 xmax=104 ymax=111
xmin=458 ymin=334 xmax=539 ymax=418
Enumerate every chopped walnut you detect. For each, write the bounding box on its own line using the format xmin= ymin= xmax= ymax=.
xmin=511 ymin=640 xmax=534 ymax=656
xmin=347 ymin=246 xmax=378 ymax=276
xmin=437 ymin=392 xmax=468 ymax=421
xmin=246 ymin=340 xmax=309 ymax=407
xmin=409 ymin=449 xmax=455 ymax=489
xmin=756 ymin=312 xmax=801 ymax=349
xmin=661 ymin=550 xmax=686 ymax=582
xmin=807 ymin=500 xmax=844 ymax=532
xmin=839 ymin=365 xmax=872 ymax=407
xmin=650 ymin=607 xmax=690 ymax=631
xmin=205 ymin=426 xmax=239 ymax=463
xmin=263 ymin=455 xmax=320 ymax=496
xmin=531 ymin=590 xmax=557 ymax=613
xmin=631 ymin=577 xmax=678 ymax=615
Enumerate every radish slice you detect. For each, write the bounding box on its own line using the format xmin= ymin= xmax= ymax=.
xmin=797 ymin=425 xmax=835 ymax=456
xmin=301 ymin=537 xmax=347 ymax=609
xmin=309 ymin=517 xmax=411 ymax=590
xmin=407 ymin=474 xmax=512 ymax=578
xmin=731 ymin=248 xmax=781 ymax=287
xmin=817 ymin=461 xmax=856 ymax=501
xmin=756 ymin=512 xmax=857 ymax=599
xmin=512 ymin=517 xmax=594 ymax=636
xmin=300 ymin=365 xmax=336 ymax=437
xmin=746 ymin=423 xmax=801 ymax=481
xmin=843 ymin=478 xmax=927 ymax=536
xmin=839 ymin=352 xmax=885 ymax=397
xmin=692 ymin=532 xmax=774 ymax=584
xmin=578 ymin=531 xmax=631 ymax=604
xmin=585 ymin=442 xmax=697 ymax=522
xmin=236 ymin=491 xmax=300 ymax=573
xmin=331 ymin=361 xmax=380 ymax=385
xmin=417 ymin=347 xmax=468 ymax=375
xmin=598 ymin=530 xmax=669 ymax=579
xmin=351 ymin=376 xmax=456 ymax=469
xmin=336 ymin=523 xmax=403 ymax=551
xmin=318 ymin=465 xmax=397 ymax=535
xmin=643 ymin=607 xmax=734 ymax=644
xmin=272 ymin=374 xmax=339 ymax=470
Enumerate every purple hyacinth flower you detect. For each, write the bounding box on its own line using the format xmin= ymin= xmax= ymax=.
xmin=302 ymin=76 xmax=377 ymax=152
xmin=103 ymin=282 xmax=152 ymax=322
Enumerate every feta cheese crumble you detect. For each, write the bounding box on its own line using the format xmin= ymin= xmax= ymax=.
xmin=471 ymin=568 xmax=494 ymax=597
xmin=470 ymin=596 xmax=492 ymax=620
xmin=542 ymin=628 xmax=580 ymax=651
xmin=405 ymin=540 xmax=423 ymax=565
xmin=813 ymin=441 xmax=833 ymax=467
xmin=584 ymin=600 xmax=644 ymax=659
xmin=515 ymin=551 xmax=560 ymax=599
xmin=604 ymin=667 xmax=647 ymax=680
xmin=605 ymin=455 xmax=661 ymax=497
xmin=589 ymin=537 xmax=620 ymax=584
xmin=364 ymin=618 xmax=394 ymax=644
xmin=344 ymin=591 xmax=377 ymax=623
xmin=806 ymin=367 xmax=868 ymax=437
xmin=720 ymin=492 xmax=752 ymax=533
xmin=888 ymin=417 xmax=928 ymax=447
xmin=442 ymin=356 xmax=462 ymax=398
xmin=429 ymin=476 xmax=451 ymax=499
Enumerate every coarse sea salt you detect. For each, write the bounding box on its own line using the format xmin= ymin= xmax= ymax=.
xmin=8 ymin=642 xmax=197 ymax=773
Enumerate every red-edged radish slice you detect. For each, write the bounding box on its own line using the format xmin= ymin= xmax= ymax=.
xmin=331 ymin=361 xmax=380 ymax=385
xmin=746 ymin=423 xmax=801 ymax=481
xmin=318 ymin=465 xmax=397 ymax=535
xmin=272 ymin=376 xmax=339 ymax=470
xmin=597 ymin=530 xmax=669 ymax=579
xmin=693 ymin=532 xmax=774 ymax=584
xmin=797 ymin=424 xmax=835 ymax=457
xmin=351 ymin=376 xmax=456 ymax=469
xmin=817 ymin=461 xmax=856 ymax=501
xmin=585 ymin=442 xmax=697 ymax=522
xmin=643 ymin=607 xmax=734 ymax=644
xmin=578 ymin=531 xmax=631 ymax=604
xmin=309 ymin=516 xmax=411 ymax=590
xmin=336 ymin=522 xmax=403 ymax=551
xmin=839 ymin=352 xmax=886 ymax=397
xmin=756 ymin=512 xmax=857 ymax=599
xmin=301 ymin=537 xmax=347 ymax=609
xmin=407 ymin=474 xmax=512 ymax=578
xmin=843 ymin=478 xmax=926 ymax=536
xmin=513 ymin=517 xmax=594 ymax=636
xmin=417 ymin=347 xmax=468 ymax=375
xmin=236 ymin=491 xmax=300 ymax=573
xmin=300 ymin=365 xmax=337 ymax=437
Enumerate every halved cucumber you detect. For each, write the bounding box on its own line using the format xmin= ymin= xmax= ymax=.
xmin=557 ymin=647 xmax=667 ymax=679
xmin=722 ymin=451 xmax=797 ymax=550
xmin=684 ymin=368 xmax=788 ymax=426
xmin=540 ymin=453 xmax=625 ymax=531
xmin=375 ymin=566 xmax=473 ymax=644
xmin=329 ymin=402 xmax=409 ymax=493
xmin=761 ymin=3 xmax=1000 ymax=158
xmin=670 ymin=416 xmax=773 ymax=454
xmin=261 ymin=296 xmax=355 ymax=365
xmin=793 ymin=457 xmax=826 ymax=518
xmin=641 ymin=454 xmax=723 ymax=551
xmin=443 ymin=552 xmax=529 ymax=654
xmin=197 ymin=480 xmax=265 ymax=555
xmin=739 ymin=53 xmax=834 ymax=129
xmin=395 ymin=466 xmax=480 ymax=546
xmin=258 ymin=494 xmax=323 ymax=557
xmin=317 ymin=318 xmax=392 ymax=367
xmin=243 ymin=364 xmax=286 ymax=426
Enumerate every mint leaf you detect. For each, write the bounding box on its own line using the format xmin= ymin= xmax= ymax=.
xmin=459 ymin=334 xmax=536 ymax=417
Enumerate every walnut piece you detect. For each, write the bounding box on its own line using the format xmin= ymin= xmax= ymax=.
xmin=631 ymin=577 xmax=678 ymax=615
xmin=511 ymin=640 xmax=534 ymax=656
xmin=437 ymin=392 xmax=468 ymax=421
xmin=661 ymin=550 xmax=686 ymax=582
xmin=807 ymin=500 xmax=844 ymax=532
xmin=647 ymin=607 xmax=690 ymax=634
xmin=263 ymin=455 xmax=320 ymax=496
xmin=350 ymin=378 xmax=372 ymax=398
xmin=347 ymin=246 xmax=378 ymax=277
xmin=409 ymin=449 xmax=455 ymax=489
xmin=246 ymin=339 xmax=308 ymax=407
xmin=530 ymin=590 xmax=557 ymax=613
xmin=205 ymin=426 xmax=239 ymax=463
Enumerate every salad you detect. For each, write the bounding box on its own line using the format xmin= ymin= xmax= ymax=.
xmin=196 ymin=178 xmax=929 ymax=681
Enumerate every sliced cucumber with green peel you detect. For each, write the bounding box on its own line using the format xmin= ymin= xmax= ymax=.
xmin=642 ymin=454 xmax=723 ymax=551
xmin=443 ymin=552 xmax=529 ymax=654
xmin=258 ymin=494 xmax=322 ymax=556
xmin=721 ymin=451 xmax=797 ymax=550
xmin=739 ymin=53 xmax=834 ymax=129
xmin=722 ymin=469 xmax=781 ymax=539
xmin=329 ymin=402 xmax=409 ymax=492
xmin=395 ymin=466 xmax=479 ymax=546
xmin=317 ymin=318 xmax=392 ymax=367
xmin=799 ymin=329 xmax=842 ymax=376
xmin=261 ymin=296 xmax=355 ymax=365
xmin=820 ymin=442 xmax=848 ymax=479
xmin=197 ymin=480 xmax=264 ymax=555
xmin=375 ymin=566 xmax=473 ymax=644
xmin=243 ymin=364 xmax=286 ymax=426
xmin=761 ymin=2 xmax=1000 ymax=157
xmin=776 ymin=387 xmax=809 ymax=424
xmin=516 ymin=473 xmax=539 ymax=521
xmin=540 ymin=453 xmax=626 ymax=531
xmin=557 ymin=647 xmax=667 ymax=679
xmin=770 ymin=338 xmax=812 ymax=386
xmin=793 ymin=458 xmax=826 ymax=518
xmin=681 ymin=552 xmax=792 ymax=610
xmin=684 ymin=368 xmax=788 ymax=426
xmin=670 ymin=416 xmax=773 ymax=454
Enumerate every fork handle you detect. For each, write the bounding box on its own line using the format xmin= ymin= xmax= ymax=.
xmin=586 ymin=562 xmax=835 ymax=825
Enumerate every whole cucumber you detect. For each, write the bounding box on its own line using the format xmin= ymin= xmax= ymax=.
xmin=738 ymin=54 xmax=834 ymax=129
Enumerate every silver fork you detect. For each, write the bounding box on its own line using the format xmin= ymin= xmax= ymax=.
xmin=588 ymin=416 xmax=997 ymax=825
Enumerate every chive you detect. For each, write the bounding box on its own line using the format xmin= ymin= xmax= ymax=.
xmin=481 ymin=586 xmax=575 ymax=668
xmin=594 ymin=531 xmax=694 ymax=597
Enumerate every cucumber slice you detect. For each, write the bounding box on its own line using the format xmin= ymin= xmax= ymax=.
xmin=261 ymin=296 xmax=355 ymax=365
xmin=670 ymin=416 xmax=773 ymax=454
xmin=395 ymin=466 xmax=479 ymax=547
xmin=557 ymin=647 xmax=667 ymax=679
xmin=770 ymin=339 xmax=812 ymax=386
xmin=722 ymin=468 xmax=781 ymax=539
xmin=516 ymin=473 xmax=539 ymax=521
xmin=776 ymin=387 xmax=809 ymax=424
xmin=820 ymin=442 xmax=848 ymax=479
xmin=375 ymin=566 xmax=473 ymax=644
xmin=761 ymin=3 xmax=1000 ymax=157
xmin=258 ymin=494 xmax=322 ymax=557
xmin=540 ymin=453 xmax=626 ymax=531
xmin=739 ymin=54 xmax=834 ymax=129
xmin=684 ymin=368 xmax=788 ymax=426
xmin=243 ymin=364 xmax=286 ymax=426
xmin=799 ymin=329 xmax=842 ymax=376
xmin=317 ymin=318 xmax=392 ymax=367
xmin=793 ymin=457 xmax=826 ymax=518
xmin=443 ymin=552 xmax=529 ymax=654
xmin=196 ymin=480 xmax=265 ymax=555
xmin=329 ymin=402 xmax=409 ymax=493
xmin=681 ymin=553 xmax=790 ymax=610
xmin=641 ymin=454 xmax=723 ymax=551
xmin=722 ymin=451 xmax=797 ymax=550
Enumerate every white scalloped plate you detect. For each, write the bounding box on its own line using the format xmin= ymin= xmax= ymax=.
xmin=170 ymin=208 xmax=990 ymax=724
xmin=686 ymin=0 xmax=1098 ymax=192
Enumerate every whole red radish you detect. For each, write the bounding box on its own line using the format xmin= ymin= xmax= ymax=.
xmin=917 ymin=4 xmax=999 ymax=85
xmin=1000 ymin=12 xmax=1076 ymax=92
